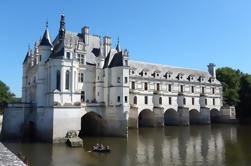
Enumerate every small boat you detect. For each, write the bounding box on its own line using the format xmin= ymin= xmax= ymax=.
xmin=90 ymin=144 xmax=111 ymax=153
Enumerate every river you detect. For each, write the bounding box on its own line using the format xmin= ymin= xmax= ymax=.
xmin=3 ymin=124 xmax=251 ymax=166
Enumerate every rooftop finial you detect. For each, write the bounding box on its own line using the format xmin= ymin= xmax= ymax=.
xmin=116 ymin=37 xmax=121 ymax=52
xmin=46 ymin=20 xmax=48 ymax=28
xmin=59 ymin=14 xmax=65 ymax=39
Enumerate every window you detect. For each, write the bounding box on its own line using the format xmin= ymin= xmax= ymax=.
xmin=65 ymin=70 xmax=70 ymax=90
xmin=213 ymin=98 xmax=215 ymax=105
xmin=78 ymin=73 xmax=84 ymax=82
xmin=134 ymin=96 xmax=137 ymax=104
xmin=180 ymin=85 xmax=184 ymax=93
xmin=144 ymin=96 xmax=148 ymax=104
xmin=202 ymin=87 xmax=205 ymax=94
xmin=157 ymin=83 xmax=160 ymax=91
xmin=125 ymin=96 xmax=128 ymax=103
xmin=145 ymin=72 xmax=147 ymax=76
xmin=183 ymin=98 xmax=186 ymax=105
xmin=117 ymin=77 xmax=121 ymax=83
xmin=81 ymin=91 xmax=85 ymax=102
xmin=159 ymin=97 xmax=162 ymax=105
xmin=77 ymin=54 xmax=85 ymax=64
xmin=125 ymin=77 xmax=128 ymax=83
xmin=169 ymin=97 xmax=172 ymax=105
xmin=132 ymin=70 xmax=135 ymax=74
xmin=124 ymin=60 xmax=128 ymax=66
xmin=144 ymin=82 xmax=148 ymax=90
xmin=66 ymin=52 xmax=70 ymax=59
xmin=117 ymin=96 xmax=120 ymax=103
xmin=212 ymin=88 xmax=215 ymax=94
xmin=191 ymin=86 xmax=194 ymax=93
xmin=56 ymin=70 xmax=61 ymax=90
xmin=168 ymin=84 xmax=172 ymax=92
xmin=97 ymin=76 xmax=99 ymax=80
xmin=192 ymin=97 xmax=194 ymax=105
xmin=205 ymin=98 xmax=207 ymax=105
xmin=131 ymin=81 xmax=135 ymax=89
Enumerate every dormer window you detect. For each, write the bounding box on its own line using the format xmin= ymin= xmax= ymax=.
xmin=66 ymin=52 xmax=71 ymax=59
xmin=164 ymin=71 xmax=173 ymax=79
xmin=198 ymin=75 xmax=205 ymax=82
xmin=124 ymin=60 xmax=128 ymax=66
xmin=209 ymin=77 xmax=215 ymax=83
xmin=152 ymin=70 xmax=161 ymax=78
xmin=140 ymin=69 xmax=149 ymax=77
xmin=130 ymin=67 xmax=136 ymax=75
xmin=177 ymin=73 xmax=184 ymax=80
xmin=188 ymin=74 xmax=195 ymax=81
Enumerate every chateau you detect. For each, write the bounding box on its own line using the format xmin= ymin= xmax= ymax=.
xmin=1 ymin=15 xmax=235 ymax=142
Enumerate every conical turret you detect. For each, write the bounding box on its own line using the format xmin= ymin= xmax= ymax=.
xmin=40 ymin=21 xmax=53 ymax=47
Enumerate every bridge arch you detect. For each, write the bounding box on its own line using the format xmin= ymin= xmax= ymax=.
xmin=138 ymin=109 xmax=154 ymax=127
xmin=189 ymin=109 xmax=200 ymax=124
xmin=164 ymin=108 xmax=178 ymax=126
xmin=79 ymin=111 xmax=103 ymax=137
xmin=210 ymin=108 xmax=221 ymax=123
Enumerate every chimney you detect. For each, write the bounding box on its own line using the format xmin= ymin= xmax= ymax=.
xmin=82 ymin=26 xmax=89 ymax=44
xmin=208 ymin=63 xmax=216 ymax=77
xmin=103 ymin=36 xmax=111 ymax=57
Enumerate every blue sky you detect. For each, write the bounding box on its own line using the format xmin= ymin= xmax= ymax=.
xmin=1 ymin=0 xmax=251 ymax=97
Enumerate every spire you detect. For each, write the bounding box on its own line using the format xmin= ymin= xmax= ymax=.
xmin=59 ymin=14 xmax=65 ymax=39
xmin=116 ymin=37 xmax=121 ymax=52
xmin=40 ymin=21 xmax=53 ymax=47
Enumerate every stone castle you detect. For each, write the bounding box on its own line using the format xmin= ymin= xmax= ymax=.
xmin=1 ymin=15 xmax=236 ymax=142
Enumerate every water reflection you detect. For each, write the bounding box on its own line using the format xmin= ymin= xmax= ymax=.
xmin=4 ymin=125 xmax=251 ymax=166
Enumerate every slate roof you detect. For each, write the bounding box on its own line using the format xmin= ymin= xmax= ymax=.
xmin=129 ymin=60 xmax=221 ymax=84
xmin=40 ymin=28 xmax=53 ymax=47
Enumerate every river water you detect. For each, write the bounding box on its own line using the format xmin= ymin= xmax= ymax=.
xmin=3 ymin=124 xmax=251 ymax=166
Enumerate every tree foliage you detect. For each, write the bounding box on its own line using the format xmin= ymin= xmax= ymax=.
xmin=0 ymin=80 xmax=20 ymax=114
xmin=216 ymin=67 xmax=251 ymax=119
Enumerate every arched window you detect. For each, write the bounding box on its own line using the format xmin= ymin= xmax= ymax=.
xmin=159 ymin=97 xmax=162 ymax=105
xmin=144 ymin=96 xmax=148 ymax=104
xmin=134 ymin=96 xmax=137 ymax=104
xmin=65 ymin=70 xmax=70 ymax=90
xmin=56 ymin=70 xmax=61 ymax=90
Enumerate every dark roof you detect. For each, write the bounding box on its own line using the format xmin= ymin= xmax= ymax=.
xmin=103 ymin=51 xmax=111 ymax=68
xmin=40 ymin=28 xmax=53 ymax=47
xmin=92 ymin=48 xmax=100 ymax=57
xmin=108 ymin=52 xmax=123 ymax=68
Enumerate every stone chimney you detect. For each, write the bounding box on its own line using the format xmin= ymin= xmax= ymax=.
xmin=81 ymin=26 xmax=89 ymax=44
xmin=208 ymin=63 xmax=216 ymax=77
xmin=103 ymin=36 xmax=111 ymax=57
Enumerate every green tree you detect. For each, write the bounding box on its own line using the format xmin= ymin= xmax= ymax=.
xmin=216 ymin=67 xmax=241 ymax=106
xmin=238 ymin=74 xmax=251 ymax=118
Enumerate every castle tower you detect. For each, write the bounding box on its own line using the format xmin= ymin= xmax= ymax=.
xmin=95 ymin=45 xmax=105 ymax=103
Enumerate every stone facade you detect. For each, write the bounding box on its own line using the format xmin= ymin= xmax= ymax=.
xmin=1 ymin=15 xmax=235 ymax=143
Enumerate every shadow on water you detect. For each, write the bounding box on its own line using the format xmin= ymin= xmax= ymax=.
xmin=4 ymin=124 xmax=251 ymax=166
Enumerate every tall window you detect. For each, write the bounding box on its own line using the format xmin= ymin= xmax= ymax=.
xmin=81 ymin=91 xmax=85 ymax=102
xmin=134 ymin=96 xmax=137 ymax=104
xmin=168 ymin=84 xmax=172 ymax=92
xmin=183 ymin=98 xmax=186 ymax=105
xmin=169 ymin=97 xmax=172 ymax=105
xmin=159 ymin=97 xmax=162 ymax=105
xmin=202 ymin=87 xmax=205 ymax=94
xmin=56 ymin=70 xmax=61 ymax=90
xmin=144 ymin=96 xmax=148 ymax=104
xmin=117 ymin=77 xmax=121 ymax=83
xmin=125 ymin=96 xmax=128 ymax=103
xmin=66 ymin=52 xmax=71 ymax=59
xmin=191 ymin=86 xmax=194 ymax=93
xmin=117 ymin=96 xmax=120 ymax=103
xmin=157 ymin=83 xmax=160 ymax=91
xmin=125 ymin=77 xmax=128 ymax=83
xmin=77 ymin=54 xmax=85 ymax=64
xmin=213 ymin=98 xmax=215 ymax=105
xmin=65 ymin=70 xmax=70 ymax=90
xmin=132 ymin=81 xmax=135 ymax=89
xmin=78 ymin=73 xmax=84 ymax=82
xmin=144 ymin=82 xmax=148 ymax=90
xmin=180 ymin=85 xmax=184 ymax=92
xmin=205 ymin=98 xmax=207 ymax=105
xmin=192 ymin=97 xmax=194 ymax=105
xmin=212 ymin=88 xmax=215 ymax=94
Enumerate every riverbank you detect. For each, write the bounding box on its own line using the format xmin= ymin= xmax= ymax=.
xmin=0 ymin=142 xmax=26 ymax=166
